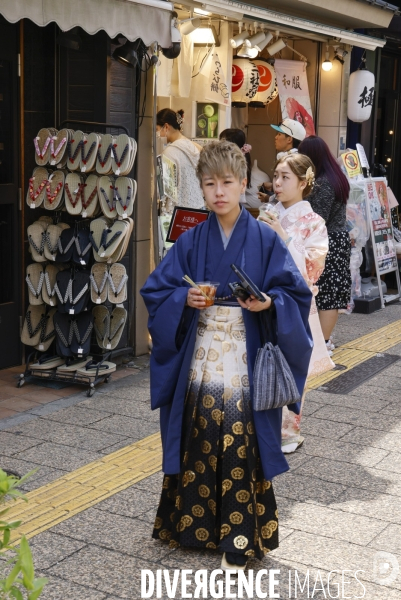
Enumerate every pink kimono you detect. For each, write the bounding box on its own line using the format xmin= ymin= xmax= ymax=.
xmin=274 ymin=201 xmax=334 ymax=452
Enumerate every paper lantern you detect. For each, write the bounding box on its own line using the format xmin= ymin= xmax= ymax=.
xmin=232 ymin=58 xmax=260 ymax=107
xmin=347 ymin=69 xmax=375 ymax=123
xmin=248 ymin=59 xmax=278 ymax=108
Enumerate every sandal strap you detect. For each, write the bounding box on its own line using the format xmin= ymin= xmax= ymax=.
xmin=39 ymin=313 xmax=55 ymax=343
xmin=81 ymin=139 xmax=97 ymax=165
xmin=26 ymin=309 xmax=45 ymax=338
xmin=107 ymin=316 xmax=125 ymax=342
xmin=108 ymin=273 xmax=128 ymax=296
xmin=71 ymin=282 xmax=89 ymax=305
xmin=46 ymin=180 xmax=63 ymax=204
xmin=100 ymin=230 xmax=122 ymax=251
xmin=50 ymin=136 xmax=67 ymax=160
xmin=67 ymin=138 xmax=84 ymax=164
xmin=112 ymin=143 xmax=129 ymax=168
xmin=90 ymin=270 xmax=108 ymax=295
xmin=44 ymin=272 xmax=57 ymax=298
xmin=72 ymin=320 xmax=93 ymax=345
xmin=28 ymin=232 xmax=45 ymax=256
xmin=54 ymin=279 xmax=73 ymax=304
xmin=100 ymin=186 xmax=116 ymax=213
xmin=97 ymin=142 xmax=113 ymax=167
xmin=55 ymin=321 xmax=74 ymax=348
xmin=75 ymin=237 xmax=92 ymax=258
xmin=29 ymin=177 xmax=47 ymax=201
xmin=58 ymin=234 xmax=76 ymax=255
xmin=82 ymin=185 xmax=98 ymax=210
xmin=34 ymin=135 xmax=51 ymax=159
xmin=26 ymin=271 xmax=44 ymax=298
xmin=114 ymin=185 xmax=132 ymax=212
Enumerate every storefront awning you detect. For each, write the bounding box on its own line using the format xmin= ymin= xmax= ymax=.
xmin=0 ymin=0 xmax=173 ymax=47
xmin=199 ymin=0 xmax=388 ymax=50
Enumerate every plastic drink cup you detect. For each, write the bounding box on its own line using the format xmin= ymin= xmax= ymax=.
xmin=196 ymin=282 xmax=219 ymax=306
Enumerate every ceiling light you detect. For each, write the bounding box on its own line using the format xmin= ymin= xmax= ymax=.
xmin=194 ymin=8 xmax=211 ymax=16
xmin=191 ymin=25 xmax=220 ymax=46
xmin=237 ymin=45 xmax=259 ymax=59
xmin=334 ymin=47 xmax=348 ymax=65
xmin=112 ymin=39 xmax=144 ymax=67
xmin=57 ymin=27 xmax=82 ymax=51
xmin=322 ymin=45 xmax=332 ymax=71
xmin=180 ymin=17 xmax=202 ymax=35
xmin=255 ymin=32 xmax=273 ymax=52
xmin=267 ymin=38 xmax=286 ymax=56
xmin=230 ymin=30 xmax=249 ymax=48
xmin=244 ymin=31 xmax=266 ymax=49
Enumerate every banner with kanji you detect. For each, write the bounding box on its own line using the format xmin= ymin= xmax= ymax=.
xmin=274 ymin=59 xmax=315 ymax=136
xmin=205 ymin=52 xmax=230 ymax=106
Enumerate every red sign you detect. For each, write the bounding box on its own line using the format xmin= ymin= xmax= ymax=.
xmin=166 ymin=206 xmax=209 ymax=243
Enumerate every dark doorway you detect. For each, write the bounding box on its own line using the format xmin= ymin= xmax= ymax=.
xmin=0 ymin=18 xmax=20 ymax=369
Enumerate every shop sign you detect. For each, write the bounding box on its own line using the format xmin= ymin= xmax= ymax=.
xmin=166 ymin=207 xmax=210 ymax=243
xmin=348 ymin=69 xmax=375 ymax=123
xmin=205 ymin=53 xmax=230 ymax=106
xmin=341 ymin=150 xmax=362 ymax=178
xmin=274 ymin=59 xmax=315 ymax=136
xmin=366 ymin=178 xmax=398 ymax=275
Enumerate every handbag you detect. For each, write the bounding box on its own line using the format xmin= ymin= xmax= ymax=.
xmin=253 ymin=299 xmax=301 ymax=411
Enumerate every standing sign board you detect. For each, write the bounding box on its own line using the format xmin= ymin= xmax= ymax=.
xmin=166 ymin=207 xmax=209 ymax=243
xmin=365 ymin=177 xmax=401 ymax=306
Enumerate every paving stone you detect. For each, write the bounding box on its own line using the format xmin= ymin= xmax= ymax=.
xmin=38 ymin=405 xmax=113 ymax=426
xmin=329 ymin=486 xmax=401 ymax=524
xmin=5 ymin=418 xmax=129 ymax=452
xmin=81 ymin=394 xmax=156 ymax=421
xmin=301 ymin=415 xmax=356 ymax=440
xmin=329 ymin=577 xmax=401 ymax=600
xmin=302 ymin=398 xmax=325 ymax=416
xmin=90 ymin=413 xmax=158 ymax=439
xmin=277 ymin=497 xmax=388 ymax=545
xmin=308 ymin=388 xmax=391 ymax=412
xmin=368 ymin=523 xmax=401 ymax=555
xmin=272 ymin=530 xmax=401 ymax=590
xmin=50 ymin=507 xmax=173 ymax=562
xmin=39 ymin=574 xmax=108 ymax=600
xmin=275 ymin=472 xmax=347 ymax=504
xmin=95 ymin=486 xmax=159 ymax=519
xmin=340 ymin=426 xmax=401 ymax=452
xmin=297 ymin=435 xmax=389 ymax=467
xmin=132 ymin=470 xmax=164 ymax=494
xmin=19 ymin=468 xmax=66 ymax=492
xmin=29 ymin=531 xmax=86 ymax=570
xmin=374 ymin=451 xmax=401 ymax=474
xmin=365 ymin=374 xmax=401 ymax=389
xmin=16 ymin=442 xmax=100 ymax=470
xmin=47 ymin=545 xmax=156 ymax=598
xmin=0 ymin=431 xmax=43 ymax=456
xmin=310 ymin=404 xmax=394 ymax=431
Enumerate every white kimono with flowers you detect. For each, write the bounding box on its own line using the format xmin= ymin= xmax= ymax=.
xmin=276 ymin=200 xmax=334 ymax=448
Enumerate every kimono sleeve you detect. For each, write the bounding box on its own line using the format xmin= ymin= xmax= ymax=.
xmin=303 ymin=216 xmax=328 ymax=285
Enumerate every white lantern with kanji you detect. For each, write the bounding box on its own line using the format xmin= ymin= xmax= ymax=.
xmin=249 ymin=59 xmax=278 ymax=108
xmin=347 ymin=69 xmax=375 ymax=123
xmin=232 ymin=58 xmax=260 ymax=107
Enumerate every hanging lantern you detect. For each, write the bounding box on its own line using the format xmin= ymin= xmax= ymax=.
xmin=248 ymin=59 xmax=278 ymax=108
xmin=347 ymin=68 xmax=375 ymax=123
xmin=232 ymin=58 xmax=260 ymax=107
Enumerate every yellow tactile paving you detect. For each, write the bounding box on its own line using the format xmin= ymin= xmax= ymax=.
xmin=4 ymin=319 xmax=401 ymax=546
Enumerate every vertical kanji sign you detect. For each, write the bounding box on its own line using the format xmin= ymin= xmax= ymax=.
xmin=205 ymin=52 xmax=230 ymax=106
xmin=274 ymin=59 xmax=315 ymax=136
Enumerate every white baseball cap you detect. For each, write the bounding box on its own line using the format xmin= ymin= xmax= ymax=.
xmin=271 ymin=118 xmax=306 ymax=142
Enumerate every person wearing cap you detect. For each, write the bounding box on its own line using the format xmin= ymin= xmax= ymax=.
xmin=258 ymin=118 xmax=307 ymax=202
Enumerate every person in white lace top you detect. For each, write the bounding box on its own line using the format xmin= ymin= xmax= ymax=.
xmin=157 ymin=109 xmax=205 ymax=211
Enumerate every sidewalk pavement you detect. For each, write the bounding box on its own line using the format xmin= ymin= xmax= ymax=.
xmin=1 ymin=305 xmax=401 ymax=599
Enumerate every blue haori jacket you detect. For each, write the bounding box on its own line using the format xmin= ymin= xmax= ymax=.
xmin=140 ymin=209 xmax=313 ymax=480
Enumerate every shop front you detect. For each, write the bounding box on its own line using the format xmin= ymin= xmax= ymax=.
xmin=0 ymin=0 xmax=173 ymax=370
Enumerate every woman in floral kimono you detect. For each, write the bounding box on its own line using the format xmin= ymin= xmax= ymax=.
xmin=259 ymin=153 xmax=334 ymax=453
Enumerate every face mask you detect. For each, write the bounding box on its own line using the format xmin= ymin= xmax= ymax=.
xmin=156 ymin=131 xmax=161 ymax=138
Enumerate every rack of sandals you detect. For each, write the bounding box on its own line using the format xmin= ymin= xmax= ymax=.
xmin=19 ymin=122 xmax=137 ymax=396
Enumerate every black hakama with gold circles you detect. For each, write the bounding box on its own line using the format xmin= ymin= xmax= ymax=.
xmin=152 ymin=305 xmax=279 ymax=559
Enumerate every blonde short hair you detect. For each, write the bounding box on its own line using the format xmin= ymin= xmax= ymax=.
xmin=275 ymin=153 xmax=316 ymax=198
xmin=197 ymin=140 xmax=247 ymax=182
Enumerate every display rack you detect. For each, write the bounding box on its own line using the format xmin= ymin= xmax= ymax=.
xmin=18 ymin=119 xmax=136 ymax=396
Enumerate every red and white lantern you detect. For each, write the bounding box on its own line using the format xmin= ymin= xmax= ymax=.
xmin=232 ymin=58 xmax=260 ymax=107
xmin=249 ymin=59 xmax=278 ymax=108
xmin=347 ymin=69 xmax=375 ymax=123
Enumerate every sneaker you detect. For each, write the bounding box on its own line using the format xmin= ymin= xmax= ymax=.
xmin=327 ymin=338 xmax=335 ymax=351
xmin=325 ymin=341 xmax=333 ymax=356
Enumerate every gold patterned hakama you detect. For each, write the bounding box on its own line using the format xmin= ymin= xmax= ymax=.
xmin=152 ymin=306 xmax=279 ymax=559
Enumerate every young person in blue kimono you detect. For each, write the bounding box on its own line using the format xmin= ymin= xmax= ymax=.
xmin=140 ymin=140 xmax=313 ymax=572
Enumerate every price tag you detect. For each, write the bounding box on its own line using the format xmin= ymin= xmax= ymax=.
xmin=81 ymin=166 xmax=86 ymax=173
xmin=100 ymin=252 xmax=105 ymax=257
xmin=96 ymin=298 xmax=102 ymax=304
xmin=82 ymin=211 xmax=87 ymax=218
xmin=116 ymin=169 xmax=120 ymax=176
xmin=51 ymin=160 xmax=56 ymax=166
xmin=106 ymin=343 xmax=111 ymax=349
xmin=78 ymin=347 xmax=83 ymax=355
xmin=69 ymin=309 xmax=75 ymax=315
xmin=49 ymin=300 xmax=54 ymax=306
xmin=123 ymin=212 xmax=127 ymax=219
xmin=116 ymin=303 xmax=124 ymax=308
xmin=38 ymin=344 xmax=44 ymax=351
xmin=80 ymin=259 xmax=86 ymax=265
xmin=30 ymin=203 xmax=36 ymax=209
xmin=52 ymin=256 xmax=56 ymax=261
xmin=48 ymin=173 xmax=55 ymax=182
xmin=74 ymin=187 xmax=79 ymax=194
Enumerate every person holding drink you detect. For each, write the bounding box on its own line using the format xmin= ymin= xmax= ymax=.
xmin=141 ymin=140 xmax=313 ymax=570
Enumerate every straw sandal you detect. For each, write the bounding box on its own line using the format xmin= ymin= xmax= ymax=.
xmin=35 ymin=307 xmax=57 ymax=352
xmin=92 ymin=305 xmax=110 ymax=348
xmin=89 ymin=217 xmax=109 ymax=262
xmin=30 ymin=355 xmax=64 ymax=378
xmin=49 ymin=129 xmax=69 ymax=166
xmin=34 ymin=128 xmax=52 ymax=166
xmin=21 ymin=305 xmax=47 ymax=346
xmin=109 ymin=217 xmax=133 ymax=263
xmin=111 ymin=134 xmax=131 ymax=176
xmin=55 ymin=270 xmax=90 ymax=315
xmin=27 ymin=222 xmax=47 ymax=262
xmin=27 ymin=167 xmax=48 ymax=209
xmin=70 ymin=312 xmax=93 ymax=357
xmin=42 ymin=265 xmax=60 ymax=307
xmin=76 ymin=360 xmax=116 ymax=380
xmin=108 ymin=263 xmax=128 ymax=304
xmin=44 ymin=223 xmax=68 ymax=262
xmin=115 ymin=177 xmax=136 ymax=218
xmin=73 ymin=228 xmax=92 ymax=266
xmin=54 ymin=312 xmax=74 ymax=358
xmin=98 ymin=176 xmax=117 ymax=218
xmin=56 ymin=356 xmax=93 ymax=373
xmin=90 ymin=263 xmax=109 ymax=304
xmin=81 ymin=174 xmax=99 ymax=218
xmin=103 ymin=306 xmax=127 ymax=350
xmin=26 ymin=263 xmax=45 ymax=305
xmin=97 ymin=220 xmax=128 ymax=260
xmin=80 ymin=132 xmax=100 ymax=173
xmin=57 ymin=228 xmax=76 ymax=263
xmin=67 ymin=130 xmax=84 ymax=171
xmin=96 ymin=134 xmax=114 ymax=174
xmin=65 ymin=173 xmax=85 ymax=215
xmin=44 ymin=170 xmax=65 ymax=210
